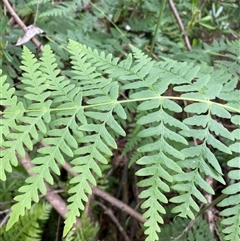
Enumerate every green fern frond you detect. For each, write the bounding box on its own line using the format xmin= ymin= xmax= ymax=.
xmin=63 ymin=212 xmax=98 ymax=241
xmin=159 ymin=216 xmax=216 ymax=241
xmin=119 ymin=46 xmax=187 ymax=241
xmin=168 ymin=48 xmax=239 ymax=221
xmin=5 ymin=45 xmax=70 ymax=230
xmin=38 ymin=4 xmax=76 ymax=19
xmin=63 ymin=41 xmax=127 ymax=235
xmin=204 ymin=38 xmax=240 ymax=78
xmin=67 ymin=40 xmax=121 ymax=75
xmin=170 ymin=84 xmax=235 ymax=219
xmin=136 ymin=100 xmax=186 ymax=240
xmin=2 ymin=40 xmax=239 ymax=241
xmin=1 ymin=202 xmax=51 ymax=241
xmin=204 ymin=38 xmax=240 ymax=60
xmin=27 ymin=0 xmax=51 ymax=6
xmin=0 ymin=70 xmax=24 ymax=180
xmin=218 ymin=116 xmax=240 ymax=241
xmin=0 ymin=46 xmax=52 ymax=182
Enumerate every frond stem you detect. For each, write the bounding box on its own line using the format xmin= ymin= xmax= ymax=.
xmin=1 ymin=96 xmax=239 ymax=114
xmin=89 ymin=1 xmax=125 ymax=38
xmin=150 ymin=0 xmax=166 ymax=56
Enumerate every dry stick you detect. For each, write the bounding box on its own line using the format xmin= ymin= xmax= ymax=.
xmin=63 ymin=162 xmax=146 ymax=224
xmin=18 ymin=146 xmax=145 ymax=226
xmin=205 ymin=176 xmax=215 ymax=233
xmin=167 ymin=0 xmax=192 ymax=51
xmin=18 ymin=153 xmax=69 ymax=221
xmin=0 ymin=209 xmax=11 ymax=215
xmin=40 ymin=141 xmax=145 ymax=223
xmin=2 ymin=0 xmax=43 ymax=51
xmin=0 ymin=212 xmax=10 ymax=228
xmin=95 ymin=201 xmax=131 ymax=241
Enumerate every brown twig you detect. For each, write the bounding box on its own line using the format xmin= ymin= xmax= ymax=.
xmin=0 ymin=211 xmax=11 ymax=228
xmin=17 ymin=152 xmax=145 ymax=227
xmin=167 ymin=0 xmax=192 ymax=51
xmin=40 ymin=141 xmax=145 ymax=224
xmin=55 ymin=215 xmax=62 ymax=241
xmin=17 ymin=153 xmax=82 ymax=229
xmin=63 ymin=162 xmax=146 ymax=224
xmin=18 ymin=153 xmax=69 ymax=220
xmin=2 ymin=0 xmax=43 ymax=51
xmin=95 ymin=201 xmax=131 ymax=241
xmin=0 ymin=209 xmax=11 ymax=215
xmin=205 ymin=176 xmax=215 ymax=234
xmin=130 ymin=2 xmax=140 ymax=19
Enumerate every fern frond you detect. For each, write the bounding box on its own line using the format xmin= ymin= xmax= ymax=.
xmin=63 ymin=41 xmax=127 ymax=235
xmin=117 ymin=47 xmax=188 ymax=240
xmin=170 ymin=82 xmax=235 ymax=219
xmin=204 ymin=38 xmax=240 ymax=78
xmin=2 ymin=39 xmax=239 ymax=241
xmin=5 ymin=46 xmax=66 ymax=230
xmin=67 ymin=40 xmax=121 ymax=74
xmin=1 ymin=202 xmax=51 ymax=241
xmin=218 ymin=116 xmax=240 ymax=241
xmin=159 ymin=216 xmax=216 ymax=241
xmin=136 ymin=100 xmax=186 ymax=240
xmin=0 ymin=46 xmax=52 ymax=182
xmin=38 ymin=4 xmax=76 ymax=19
xmin=0 ymin=70 xmax=24 ymax=180
xmin=167 ymin=56 xmax=239 ymax=220
xmin=64 ymin=213 xmax=98 ymax=241
xmin=27 ymin=0 xmax=51 ymax=6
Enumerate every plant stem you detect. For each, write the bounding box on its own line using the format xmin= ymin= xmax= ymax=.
xmin=196 ymin=193 xmax=228 ymax=219
xmin=167 ymin=0 xmax=192 ymax=51
xmin=150 ymin=0 xmax=166 ymax=56
xmin=173 ymin=193 xmax=228 ymax=241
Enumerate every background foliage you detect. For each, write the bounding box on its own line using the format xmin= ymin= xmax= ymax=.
xmin=0 ymin=0 xmax=239 ymax=241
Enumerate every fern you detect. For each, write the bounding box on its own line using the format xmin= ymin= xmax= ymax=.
xmin=27 ymin=0 xmax=53 ymax=6
xmin=217 ymin=115 xmax=240 ymax=241
xmin=0 ymin=48 xmax=51 ymax=181
xmin=63 ymin=213 xmax=99 ymax=241
xmin=38 ymin=4 xmax=77 ymax=19
xmin=0 ymin=202 xmax=51 ymax=241
xmin=1 ymin=39 xmax=239 ymax=241
xmin=170 ymin=70 xmax=234 ymax=218
xmin=214 ymin=42 xmax=240 ymax=241
xmin=159 ymin=216 xmax=216 ymax=241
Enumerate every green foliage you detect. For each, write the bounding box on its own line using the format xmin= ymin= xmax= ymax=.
xmin=1 ymin=0 xmax=240 ymax=240
xmin=218 ymin=122 xmax=240 ymax=241
xmin=1 ymin=37 xmax=239 ymax=241
xmin=159 ymin=216 xmax=216 ymax=241
xmin=0 ymin=202 xmax=51 ymax=241
xmin=64 ymin=213 xmax=99 ymax=241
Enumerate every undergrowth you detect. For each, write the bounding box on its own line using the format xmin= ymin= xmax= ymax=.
xmin=0 ymin=0 xmax=240 ymax=240
xmin=1 ymin=39 xmax=239 ymax=240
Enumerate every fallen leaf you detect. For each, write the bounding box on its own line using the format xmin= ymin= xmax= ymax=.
xmin=15 ymin=25 xmax=44 ymax=46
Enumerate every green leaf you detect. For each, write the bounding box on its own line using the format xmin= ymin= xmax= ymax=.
xmin=211 ymin=103 xmax=231 ymax=118
xmin=0 ymin=16 xmax=8 ymax=35
xmin=184 ymin=102 xmax=209 ymax=114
